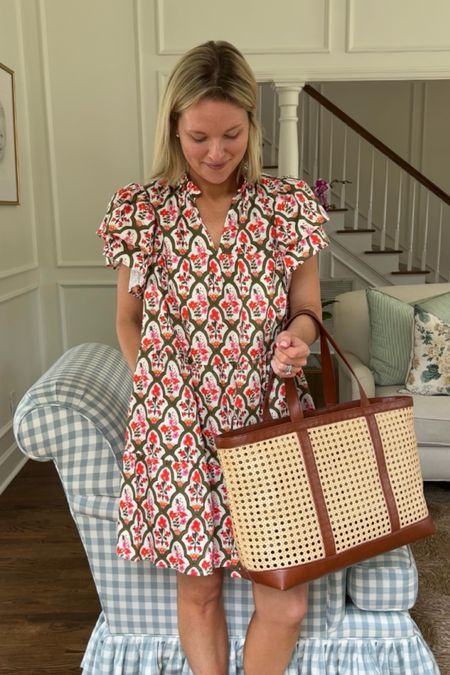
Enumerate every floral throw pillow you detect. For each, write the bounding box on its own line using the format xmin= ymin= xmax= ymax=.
xmin=405 ymin=307 xmax=450 ymax=395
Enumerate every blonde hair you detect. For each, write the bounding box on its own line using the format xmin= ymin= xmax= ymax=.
xmin=151 ymin=41 xmax=262 ymax=185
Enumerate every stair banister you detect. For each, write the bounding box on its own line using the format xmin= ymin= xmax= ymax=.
xmin=303 ymin=84 xmax=450 ymax=207
xmin=260 ymin=80 xmax=449 ymax=283
xmin=302 ymin=84 xmax=449 ymax=282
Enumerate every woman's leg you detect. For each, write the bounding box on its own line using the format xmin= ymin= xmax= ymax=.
xmin=243 ymin=581 xmax=308 ymax=675
xmin=177 ymin=569 xmax=228 ymax=675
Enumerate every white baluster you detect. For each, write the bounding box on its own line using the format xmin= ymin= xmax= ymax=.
xmin=275 ymin=83 xmax=304 ymax=178
xmin=328 ymin=115 xmax=333 ymax=183
xmin=353 ymin=137 xmax=361 ymax=230
xmin=313 ymin=101 xmax=320 ymax=182
xmin=394 ymin=172 xmax=403 ymax=250
xmin=257 ymin=84 xmax=264 ymax=162
xmin=271 ymin=87 xmax=278 ymax=167
xmin=299 ymin=93 xmax=305 ymax=179
xmin=380 ymin=160 xmax=389 ymax=250
xmin=330 ymin=253 xmax=336 ymax=278
xmin=407 ymin=182 xmax=417 ymax=271
xmin=420 ymin=192 xmax=430 ymax=271
xmin=257 ymin=83 xmax=263 ymax=122
xmin=367 ymin=148 xmax=375 ymax=230
xmin=340 ymin=126 xmax=348 ymax=208
xmin=434 ymin=202 xmax=444 ymax=282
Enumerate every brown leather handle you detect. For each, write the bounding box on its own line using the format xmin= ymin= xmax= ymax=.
xmin=284 ymin=311 xmax=337 ymax=407
xmin=263 ymin=309 xmax=370 ymax=421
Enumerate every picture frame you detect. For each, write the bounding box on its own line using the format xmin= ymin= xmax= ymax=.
xmin=0 ymin=62 xmax=19 ymax=205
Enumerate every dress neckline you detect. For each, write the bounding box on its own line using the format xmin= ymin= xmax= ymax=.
xmin=176 ymin=172 xmax=249 ymax=205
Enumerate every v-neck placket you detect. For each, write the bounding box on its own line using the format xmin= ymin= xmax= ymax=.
xmin=183 ymin=175 xmax=249 ymax=256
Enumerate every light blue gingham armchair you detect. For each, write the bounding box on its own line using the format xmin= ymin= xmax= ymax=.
xmin=13 ymin=343 xmax=439 ymax=674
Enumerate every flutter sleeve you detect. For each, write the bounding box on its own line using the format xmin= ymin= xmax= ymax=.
xmin=275 ymin=177 xmax=329 ymax=275
xmin=97 ymin=183 xmax=157 ymax=299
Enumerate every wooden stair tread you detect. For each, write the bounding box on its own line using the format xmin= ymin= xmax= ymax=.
xmin=327 ymin=207 xmax=348 ymax=213
xmin=392 ymin=264 xmax=430 ymax=275
xmin=364 ymin=246 xmax=402 ymax=254
xmin=335 ymin=228 xmax=376 ymax=234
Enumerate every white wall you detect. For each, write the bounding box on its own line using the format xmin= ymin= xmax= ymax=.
xmin=1 ymin=0 xmax=450 ymax=492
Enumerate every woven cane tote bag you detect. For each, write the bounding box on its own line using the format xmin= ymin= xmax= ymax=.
xmin=215 ymin=310 xmax=435 ymax=590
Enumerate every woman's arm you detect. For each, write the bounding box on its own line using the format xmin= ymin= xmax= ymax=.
xmin=271 ymin=256 xmax=322 ymax=378
xmin=286 ymin=255 xmax=322 ymax=344
xmin=116 ymin=265 xmax=144 ymax=372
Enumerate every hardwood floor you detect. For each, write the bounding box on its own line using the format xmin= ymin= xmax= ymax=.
xmin=0 ymin=460 xmax=100 ymax=675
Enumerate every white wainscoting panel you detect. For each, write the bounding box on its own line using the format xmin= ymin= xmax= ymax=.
xmin=0 ymin=422 xmax=15 ymax=464
xmin=0 ymin=0 xmax=38 ymax=276
xmin=0 ymin=420 xmax=27 ymax=495
xmin=0 ymin=286 xmax=41 ymax=491
xmin=37 ymin=0 xmax=142 ymax=267
xmin=0 ymin=447 xmax=27 ymax=495
xmin=58 ymin=282 xmax=119 ymax=352
xmin=0 ymin=286 xmax=41 ymax=422
xmin=347 ymin=0 xmax=450 ymax=53
xmin=156 ymin=0 xmax=330 ymax=54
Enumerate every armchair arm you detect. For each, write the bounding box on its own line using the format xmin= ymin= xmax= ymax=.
xmin=347 ymin=546 xmax=418 ymax=611
xmin=14 ymin=343 xmax=131 ymax=464
xmin=337 ymin=351 xmax=375 ymax=401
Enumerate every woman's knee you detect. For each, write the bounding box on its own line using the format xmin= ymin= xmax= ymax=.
xmin=177 ymin=570 xmax=224 ymax=611
xmin=253 ymin=582 xmax=308 ymax=628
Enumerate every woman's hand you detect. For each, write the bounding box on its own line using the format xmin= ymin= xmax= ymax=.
xmin=271 ymin=330 xmax=310 ymax=378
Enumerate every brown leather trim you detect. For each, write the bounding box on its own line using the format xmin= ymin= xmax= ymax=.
xmin=366 ymin=414 xmax=400 ymax=532
xmin=296 ymin=428 xmax=336 ymax=557
xmin=243 ymin=515 xmax=436 ymax=590
xmin=285 ymin=310 xmax=337 ymax=407
xmin=285 ymin=379 xmax=302 ymax=422
xmin=216 ymin=396 xmax=414 ymax=449
xmin=319 ymin=329 xmax=337 ymax=406
xmin=216 ymin=418 xmax=298 ymax=449
xmin=294 ymin=309 xmax=370 ymax=405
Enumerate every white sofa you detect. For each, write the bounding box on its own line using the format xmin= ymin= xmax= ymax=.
xmin=333 ymin=283 xmax=450 ymax=482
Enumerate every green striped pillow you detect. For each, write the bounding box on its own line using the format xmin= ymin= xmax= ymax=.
xmin=366 ymin=289 xmax=414 ymax=386
xmin=366 ymin=289 xmax=450 ymax=386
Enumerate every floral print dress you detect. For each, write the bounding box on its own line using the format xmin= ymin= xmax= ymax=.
xmin=98 ymin=173 xmax=329 ymax=576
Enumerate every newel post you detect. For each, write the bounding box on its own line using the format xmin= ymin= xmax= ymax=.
xmin=274 ymin=83 xmax=305 ymax=178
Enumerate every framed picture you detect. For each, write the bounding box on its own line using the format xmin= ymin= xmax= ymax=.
xmin=0 ymin=63 xmax=19 ymax=205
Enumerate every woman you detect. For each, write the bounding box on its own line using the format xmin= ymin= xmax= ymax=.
xmin=98 ymin=40 xmax=328 ymax=675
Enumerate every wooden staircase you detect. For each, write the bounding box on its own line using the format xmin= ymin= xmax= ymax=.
xmin=324 ymin=209 xmax=429 ymax=287
xmin=259 ymin=82 xmax=449 ymax=293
